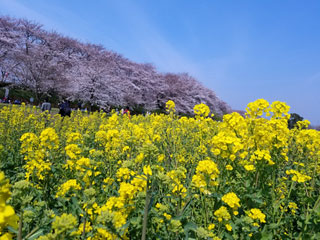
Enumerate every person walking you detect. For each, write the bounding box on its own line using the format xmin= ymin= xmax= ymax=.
xmin=41 ymin=98 xmax=51 ymax=113
xmin=59 ymin=100 xmax=71 ymax=117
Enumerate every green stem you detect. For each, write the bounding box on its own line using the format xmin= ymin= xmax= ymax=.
xmin=202 ymin=194 xmax=208 ymax=227
xmin=271 ymin=169 xmax=276 ymax=223
xmin=141 ymin=181 xmax=150 ymax=240
xmin=311 ymin=159 xmax=318 ymax=190
xmin=255 ymin=171 xmax=260 ymax=188
xmin=303 ymin=204 xmax=310 ymax=231
xmin=24 ymin=227 xmax=39 ymax=239
xmin=82 ymin=211 xmax=87 ymax=240
xmin=277 ymin=181 xmax=294 ymax=226
xmin=18 ymin=211 xmax=23 ymax=240
xmin=297 ymin=196 xmax=320 ymax=238
xmin=313 ymin=195 xmax=320 ymax=211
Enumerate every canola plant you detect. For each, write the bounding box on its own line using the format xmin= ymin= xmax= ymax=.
xmin=0 ymin=99 xmax=319 ymax=239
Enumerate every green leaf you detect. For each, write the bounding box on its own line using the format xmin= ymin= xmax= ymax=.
xmin=179 ymin=198 xmax=193 ymax=216
xmin=268 ymin=223 xmax=278 ymax=229
xmin=224 ymin=232 xmax=233 ymax=239
xmin=7 ymin=226 xmax=18 ymax=234
xmin=184 ymin=221 xmax=197 ymax=240
xmin=184 ymin=222 xmax=197 ymax=231
xmin=261 ymin=231 xmax=273 ymax=240
xmin=26 ymin=229 xmax=44 ymax=240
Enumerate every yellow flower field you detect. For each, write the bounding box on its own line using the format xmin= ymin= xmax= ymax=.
xmin=0 ymin=99 xmax=320 ymax=239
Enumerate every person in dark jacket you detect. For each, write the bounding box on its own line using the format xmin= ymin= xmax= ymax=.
xmin=59 ymin=100 xmax=71 ymax=117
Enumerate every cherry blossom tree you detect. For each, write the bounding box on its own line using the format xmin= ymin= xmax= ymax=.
xmin=0 ymin=16 xmax=230 ymax=114
xmin=0 ymin=17 xmax=21 ymax=84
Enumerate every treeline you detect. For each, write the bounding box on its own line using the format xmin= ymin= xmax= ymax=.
xmin=0 ymin=16 xmax=230 ymax=115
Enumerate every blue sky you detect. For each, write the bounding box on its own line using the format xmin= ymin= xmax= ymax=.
xmin=1 ymin=0 xmax=320 ymax=125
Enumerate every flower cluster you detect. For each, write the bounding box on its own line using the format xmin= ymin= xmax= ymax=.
xmin=56 ymin=179 xmax=81 ymax=198
xmin=247 ymin=208 xmax=266 ymax=226
xmin=165 ymin=100 xmax=176 ymax=113
xmin=0 ymin=172 xmax=18 ymax=239
xmin=222 ymin=192 xmax=240 ymax=214
xmin=286 ymin=169 xmax=312 ymax=183
xmin=192 ymin=159 xmax=220 ymax=194
xmin=193 ymin=103 xmax=210 ymax=118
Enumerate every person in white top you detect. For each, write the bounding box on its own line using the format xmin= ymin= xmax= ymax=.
xmin=41 ymin=98 xmax=51 ymax=113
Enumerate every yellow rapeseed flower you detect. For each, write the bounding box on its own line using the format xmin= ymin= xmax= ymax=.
xmin=143 ymin=165 xmax=152 ymax=176
xmin=222 ymin=192 xmax=241 ymax=209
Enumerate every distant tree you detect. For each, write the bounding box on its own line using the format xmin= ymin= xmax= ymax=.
xmin=76 ymin=45 xmax=125 ymax=108
xmin=161 ymin=73 xmax=231 ymax=115
xmin=8 ymin=19 xmax=67 ymax=101
xmin=288 ymin=113 xmax=304 ymax=129
xmin=0 ymin=17 xmax=21 ymax=83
